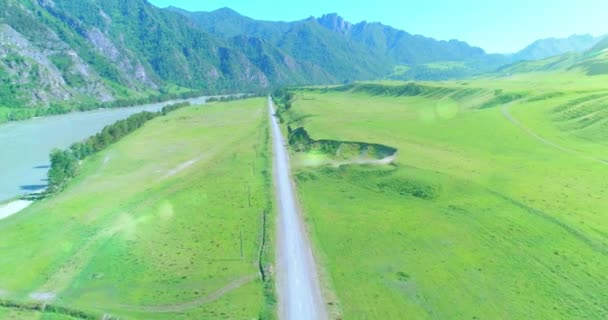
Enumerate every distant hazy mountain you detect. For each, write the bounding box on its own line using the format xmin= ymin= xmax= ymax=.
xmin=589 ymin=36 xmax=608 ymax=53
xmin=316 ymin=13 xmax=487 ymax=64
xmin=513 ymin=34 xmax=605 ymax=61
xmin=498 ymin=35 xmax=608 ymax=76
xmin=166 ymin=7 xmax=291 ymax=43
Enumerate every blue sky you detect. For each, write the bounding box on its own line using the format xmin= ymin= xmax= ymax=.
xmin=147 ymin=0 xmax=608 ymax=53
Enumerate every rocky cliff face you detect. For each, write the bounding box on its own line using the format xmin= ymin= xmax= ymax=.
xmin=84 ymin=27 xmax=157 ymax=89
xmin=317 ymin=13 xmax=352 ymax=35
xmin=0 ymin=0 xmax=114 ymax=106
xmin=0 ymin=0 xmax=277 ymax=108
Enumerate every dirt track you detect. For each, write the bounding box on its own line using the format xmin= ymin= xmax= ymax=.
xmin=269 ymin=97 xmax=327 ymax=320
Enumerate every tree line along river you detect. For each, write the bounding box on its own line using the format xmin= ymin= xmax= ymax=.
xmin=0 ymin=97 xmax=209 ymax=203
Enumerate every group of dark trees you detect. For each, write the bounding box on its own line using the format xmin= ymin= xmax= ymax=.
xmin=46 ymin=91 xmax=265 ymax=193
xmin=205 ymin=93 xmax=263 ymax=103
xmin=272 ymin=88 xmax=294 ymax=112
xmin=47 ymin=102 xmax=190 ymax=192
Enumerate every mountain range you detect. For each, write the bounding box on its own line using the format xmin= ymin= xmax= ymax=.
xmin=498 ymin=37 xmax=608 ymax=76
xmin=512 ymin=34 xmax=605 ymax=61
xmin=0 ymin=0 xmax=605 ymax=109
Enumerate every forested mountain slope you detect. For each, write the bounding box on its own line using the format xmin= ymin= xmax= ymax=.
xmin=1 ymin=0 xmax=586 ymax=111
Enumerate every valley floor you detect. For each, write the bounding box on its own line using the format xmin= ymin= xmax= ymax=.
xmin=279 ymin=78 xmax=608 ymax=319
xmin=2 ymin=73 xmax=607 ymax=320
xmin=0 ymin=98 xmax=273 ymax=319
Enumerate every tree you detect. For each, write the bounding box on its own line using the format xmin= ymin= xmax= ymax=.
xmin=48 ymin=149 xmax=77 ymax=190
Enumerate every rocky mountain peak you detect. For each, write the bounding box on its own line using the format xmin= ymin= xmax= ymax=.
xmin=317 ymin=13 xmax=352 ymax=35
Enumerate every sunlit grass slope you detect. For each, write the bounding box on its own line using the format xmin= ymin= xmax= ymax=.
xmin=282 ymin=77 xmax=608 ymax=319
xmin=0 ymin=98 xmax=272 ymax=319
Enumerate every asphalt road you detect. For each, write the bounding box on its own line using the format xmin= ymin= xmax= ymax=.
xmin=268 ymin=97 xmax=327 ymax=320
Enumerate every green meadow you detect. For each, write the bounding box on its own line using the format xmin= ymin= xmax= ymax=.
xmin=0 ymin=98 xmax=273 ymax=319
xmin=279 ymin=73 xmax=608 ymax=319
xmin=2 ymin=70 xmax=608 ymax=320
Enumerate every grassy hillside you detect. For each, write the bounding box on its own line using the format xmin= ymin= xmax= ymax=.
xmin=277 ymin=77 xmax=608 ymax=319
xmin=0 ymin=98 xmax=274 ymax=319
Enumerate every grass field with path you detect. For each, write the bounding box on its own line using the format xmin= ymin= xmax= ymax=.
xmin=280 ymin=74 xmax=608 ymax=319
xmin=0 ymin=98 xmax=273 ymax=319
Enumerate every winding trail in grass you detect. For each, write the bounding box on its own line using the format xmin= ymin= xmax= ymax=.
xmin=500 ymin=102 xmax=608 ymax=165
xmin=28 ymin=224 xmax=123 ymax=303
xmin=117 ymin=274 xmax=258 ymax=313
xmin=269 ymin=97 xmax=327 ymax=320
xmin=0 ymin=274 xmax=258 ymax=319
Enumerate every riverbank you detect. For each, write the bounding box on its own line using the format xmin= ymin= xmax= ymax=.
xmin=0 ymin=93 xmax=252 ymax=125
xmin=0 ymin=88 xmax=210 ymax=124
xmin=0 ymin=200 xmax=32 ymax=221
xmin=0 ymin=95 xmax=226 ymax=203
xmin=0 ymin=98 xmax=272 ymax=318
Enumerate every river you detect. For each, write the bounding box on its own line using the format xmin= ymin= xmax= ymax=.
xmin=0 ymin=97 xmax=209 ymax=202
